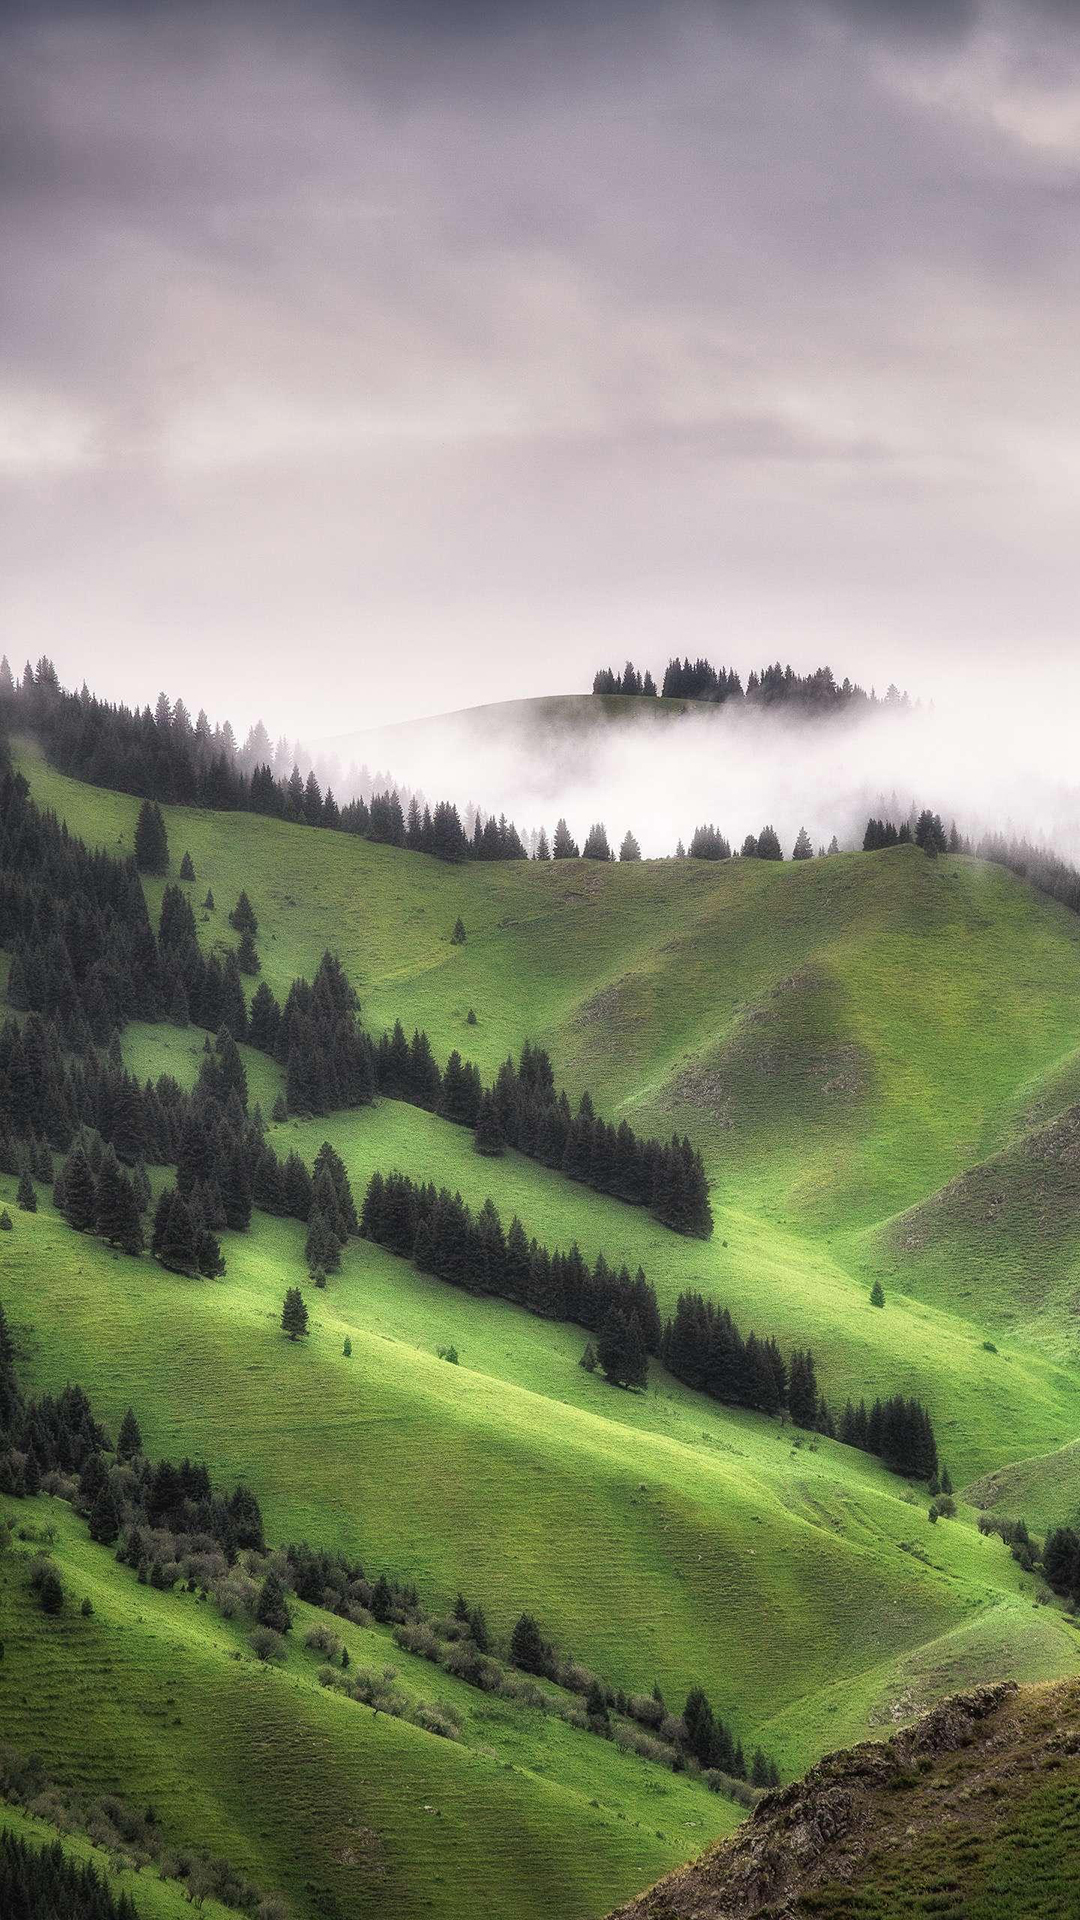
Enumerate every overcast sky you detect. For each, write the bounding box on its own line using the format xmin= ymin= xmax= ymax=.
xmin=2 ymin=0 xmax=1079 ymax=736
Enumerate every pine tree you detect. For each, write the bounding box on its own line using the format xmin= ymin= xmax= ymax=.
xmin=179 ymin=850 xmax=196 ymax=881
xmin=134 ymin=801 xmax=169 ymax=875
xmin=450 ymin=916 xmax=467 ymax=945
xmin=582 ymin=822 xmax=612 ymax=860
xmin=552 ymin=818 xmax=579 ymax=859
xmin=16 ymin=1170 xmax=36 ymax=1212
xmin=619 ymin=830 xmax=642 ymax=861
xmin=281 ymin=1286 xmax=309 ymax=1339
xmin=157 ymin=1192 xmax=197 ymax=1275
xmin=116 ymin=1407 xmax=143 ymax=1460
xmin=229 ymin=890 xmax=258 ymax=935
xmin=474 ymin=1090 xmax=505 ymax=1157
xmin=255 ymin=1569 xmax=292 ymax=1634
xmin=342 ymin=1335 xmax=352 ymax=1357
xmin=535 ymin=827 xmax=551 ymax=860
xmin=510 ymin=1612 xmax=549 ymax=1675
xmin=62 ymin=1146 xmax=98 ymax=1232
xmin=792 ymin=827 xmax=813 ymax=860
xmin=870 ymin=1279 xmax=886 ymax=1308
xmin=237 ymin=927 xmax=260 ymax=975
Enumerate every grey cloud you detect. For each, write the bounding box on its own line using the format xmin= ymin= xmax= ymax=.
xmin=1 ymin=0 xmax=1079 ymax=738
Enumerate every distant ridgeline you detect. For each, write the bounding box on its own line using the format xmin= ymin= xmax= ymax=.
xmin=593 ymin=657 xmax=911 ymax=710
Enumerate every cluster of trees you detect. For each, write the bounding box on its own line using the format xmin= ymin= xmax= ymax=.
xmin=593 ymin=658 xmax=908 ymax=711
xmin=0 ymin=1828 xmax=139 ymax=1920
xmin=661 ymin=1295 xmax=939 ymax=1477
xmin=660 ymin=1293 xmax=821 ymax=1423
xmin=2 ymin=659 xmax=534 ymax=868
xmin=247 ymin=952 xmax=375 ymax=1116
xmin=359 ymin=1169 xmax=661 ymax=1354
xmin=863 ymin=811 xmax=955 ymax=855
xmin=837 ymin=1396 xmax=939 ymax=1480
xmin=374 ymin=1033 xmax=713 ymax=1237
xmin=1042 ymin=1524 xmax=1080 ymax=1604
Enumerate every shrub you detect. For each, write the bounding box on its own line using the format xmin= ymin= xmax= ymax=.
xmin=410 ymin=1702 xmax=462 ymax=1741
xmin=304 ymin=1624 xmax=343 ymax=1661
xmin=393 ymin=1621 xmax=441 ymax=1663
xmin=250 ymin=1626 xmax=286 ymax=1663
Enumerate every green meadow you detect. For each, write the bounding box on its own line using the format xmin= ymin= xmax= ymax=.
xmin=6 ymin=727 xmax=1080 ymax=1916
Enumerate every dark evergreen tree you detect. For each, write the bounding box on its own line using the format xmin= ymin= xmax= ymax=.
xmin=474 ymin=1089 xmax=505 ymax=1157
xmin=16 ymin=1170 xmax=36 ymax=1212
xmin=116 ymin=1407 xmax=143 ymax=1460
xmin=792 ymin=827 xmax=813 ymax=860
xmin=134 ymin=800 xmax=169 ymax=874
xmin=619 ymin=830 xmax=642 ymax=861
xmin=179 ymin=849 xmax=195 ymax=880
xmin=281 ymin=1286 xmax=309 ymax=1339
xmin=255 ymin=1568 xmax=292 ymax=1634
xmin=509 ymin=1611 xmax=549 ymax=1676
xmin=552 ymin=818 xmax=579 ymax=859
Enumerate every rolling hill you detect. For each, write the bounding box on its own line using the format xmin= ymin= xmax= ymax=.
xmin=5 ymin=722 xmax=1080 ymax=1917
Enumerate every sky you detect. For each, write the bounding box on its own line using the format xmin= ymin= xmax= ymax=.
xmin=2 ymin=0 xmax=1080 ymax=739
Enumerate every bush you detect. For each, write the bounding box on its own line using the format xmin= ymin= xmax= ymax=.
xmin=410 ymin=1702 xmax=462 ymax=1741
xmin=304 ymin=1624 xmax=343 ymax=1661
xmin=250 ymin=1626 xmax=286 ymax=1663
xmin=393 ymin=1621 xmax=441 ymax=1663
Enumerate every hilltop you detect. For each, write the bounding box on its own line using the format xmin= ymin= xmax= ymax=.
xmin=608 ymin=1678 xmax=1080 ymax=1919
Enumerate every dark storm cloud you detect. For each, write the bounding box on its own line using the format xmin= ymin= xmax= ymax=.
xmin=1 ymin=0 xmax=1079 ymax=734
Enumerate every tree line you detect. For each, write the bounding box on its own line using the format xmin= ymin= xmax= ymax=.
xmin=359 ymin=1169 xmax=661 ymax=1369
xmin=0 ymin=1827 xmax=140 ymax=1920
xmin=2 ymin=657 xmax=535 ymax=866
xmin=594 ymin=658 xmax=910 ymax=710
xmin=863 ymin=801 xmax=1080 ymax=924
xmin=369 ymin=1033 xmax=713 ymax=1239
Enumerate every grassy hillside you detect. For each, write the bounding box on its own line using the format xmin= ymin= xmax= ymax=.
xmin=608 ymin=1678 xmax=1080 ymax=1920
xmin=8 ymin=733 xmax=1080 ymax=1914
xmin=1 ymin=1500 xmax=732 ymax=1920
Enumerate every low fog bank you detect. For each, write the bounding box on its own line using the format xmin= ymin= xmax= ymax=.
xmin=320 ymin=687 xmax=1079 ymax=862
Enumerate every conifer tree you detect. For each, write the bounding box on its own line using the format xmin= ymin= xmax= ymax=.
xmin=619 ymin=830 xmax=642 ymax=861
xmin=255 ymin=1569 xmax=292 ymax=1634
xmin=474 ymin=1090 xmax=505 ymax=1157
xmin=179 ymin=851 xmax=196 ymax=881
xmin=535 ymin=827 xmax=551 ymax=860
xmin=451 ymin=916 xmax=467 ymax=945
xmin=792 ymin=827 xmax=813 ymax=860
xmin=510 ymin=1612 xmax=549 ymax=1675
xmin=552 ymin=818 xmax=579 ymax=859
xmin=870 ymin=1279 xmax=886 ymax=1308
xmin=16 ymin=1170 xmax=36 ymax=1212
xmin=116 ymin=1407 xmax=143 ymax=1460
xmin=134 ymin=801 xmax=169 ymax=875
xmin=582 ymin=822 xmax=613 ymax=860
xmin=281 ymin=1286 xmax=309 ymax=1339
xmin=62 ymin=1146 xmax=98 ymax=1232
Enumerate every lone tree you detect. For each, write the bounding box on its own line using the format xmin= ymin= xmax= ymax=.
xmin=134 ymin=800 xmax=169 ymax=874
xmin=179 ymin=850 xmax=196 ymax=881
xmin=451 ymin=916 xmax=467 ymax=945
xmin=281 ymin=1287 xmax=309 ymax=1340
xmin=792 ymin=827 xmax=813 ymax=860
xmin=619 ymin=830 xmax=642 ymax=862
xmin=870 ymin=1279 xmax=886 ymax=1308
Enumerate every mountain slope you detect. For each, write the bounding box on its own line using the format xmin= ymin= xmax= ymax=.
xmin=608 ymin=1679 xmax=1080 ymax=1919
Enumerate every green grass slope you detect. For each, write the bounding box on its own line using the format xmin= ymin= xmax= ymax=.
xmin=1 ymin=1500 xmax=735 ymax=1920
xmin=9 ymin=734 xmax=1080 ymax=1914
xmin=5 ymin=1178 xmax=1079 ymax=1780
